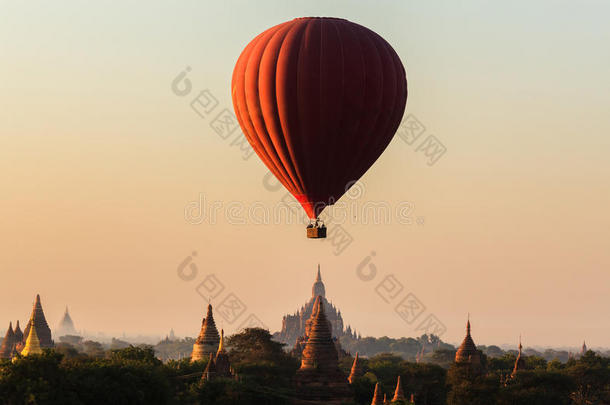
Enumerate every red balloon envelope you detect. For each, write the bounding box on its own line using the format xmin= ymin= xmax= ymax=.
xmin=231 ymin=17 xmax=407 ymax=220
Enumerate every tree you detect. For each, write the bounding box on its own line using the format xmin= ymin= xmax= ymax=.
xmin=565 ymin=351 xmax=610 ymax=404
xmin=499 ymin=370 xmax=573 ymax=405
xmin=446 ymin=362 xmax=498 ymax=405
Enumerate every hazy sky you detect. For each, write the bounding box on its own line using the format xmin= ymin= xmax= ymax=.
xmin=1 ymin=1 xmax=609 ymax=348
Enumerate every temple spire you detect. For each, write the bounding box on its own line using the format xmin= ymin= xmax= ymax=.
xmin=312 ymin=266 xmax=326 ymax=298
xmin=300 ymin=296 xmax=337 ymax=370
xmin=21 ymin=318 xmax=43 ymax=356
xmin=0 ymin=322 xmax=15 ymax=359
xmin=201 ymin=353 xmax=217 ymax=382
xmin=217 ymin=329 xmax=225 ymax=354
xmin=57 ymin=306 xmax=77 ymax=337
xmin=23 ymin=294 xmax=53 ymax=348
xmin=519 ymin=335 xmax=523 ymax=353
xmin=391 ymin=376 xmax=406 ymax=402
xmin=191 ymin=304 xmax=221 ymax=362
xmin=348 ymin=352 xmax=363 ymax=384
xmin=294 ymin=295 xmax=351 ymax=402
xmin=455 ymin=315 xmax=481 ymax=368
xmin=371 ymin=382 xmax=384 ymax=405
xmin=511 ymin=335 xmax=526 ymax=377
xmin=215 ymin=329 xmax=233 ymax=378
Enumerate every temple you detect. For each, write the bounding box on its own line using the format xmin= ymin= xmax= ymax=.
xmin=56 ymin=306 xmax=77 ymax=337
xmin=294 ymin=296 xmax=351 ymax=404
xmin=274 ymin=265 xmax=357 ymax=347
xmin=23 ymin=294 xmax=54 ymax=349
xmin=191 ymin=304 xmax=220 ymax=362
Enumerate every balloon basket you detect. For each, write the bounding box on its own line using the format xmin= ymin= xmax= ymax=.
xmin=306 ymin=221 xmax=327 ymax=239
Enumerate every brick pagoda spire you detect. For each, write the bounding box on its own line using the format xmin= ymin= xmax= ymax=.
xmin=295 ymin=296 xmax=351 ymax=404
xmin=300 ymin=296 xmax=339 ymax=370
xmin=455 ymin=315 xmax=480 ymax=365
xmin=511 ymin=336 xmax=526 ymax=378
xmin=391 ymin=376 xmax=406 ymax=402
xmin=201 ymin=353 xmax=217 ymax=382
xmin=23 ymin=294 xmax=53 ymax=348
xmin=371 ymin=382 xmax=384 ymax=405
xmin=21 ymin=318 xmax=43 ymax=356
xmin=348 ymin=352 xmax=363 ymax=384
xmin=191 ymin=304 xmax=220 ymax=362
xmin=215 ymin=329 xmax=232 ymax=378
xmin=0 ymin=322 xmax=15 ymax=359
xmin=13 ymin=320 xmax=23 ymax=344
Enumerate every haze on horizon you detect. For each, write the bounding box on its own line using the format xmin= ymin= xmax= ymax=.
xmin=1 ymin=1 xmax=609 ymax=348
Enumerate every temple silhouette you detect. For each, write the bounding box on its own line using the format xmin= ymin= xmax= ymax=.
xmin=274 ymin=265 xmax=359 ymax=347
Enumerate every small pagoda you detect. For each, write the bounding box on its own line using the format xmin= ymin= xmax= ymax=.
xmin=0 ymin=322 xmax=15 ymax=359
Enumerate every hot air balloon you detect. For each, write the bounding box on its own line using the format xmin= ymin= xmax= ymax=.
xmin=231 ymin=17 xmax=407 ymax=238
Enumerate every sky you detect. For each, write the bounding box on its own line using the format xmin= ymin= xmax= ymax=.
xmin=1 ymin=0 xmax=609 ymax=348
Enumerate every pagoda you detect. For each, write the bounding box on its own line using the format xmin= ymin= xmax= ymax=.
xmin=191 ymin=304 xmax=220 ymax=362
xmin=0 ymin=322 xmax=15 ymax=359
xmin=23 ymin=294 xmax=54 ymax=348
xmin=455 ymin=316 xmax=481 ymax=367
xmin=294 ymin=296 xmax=352 ymax=404
xmin=21 ymin=318 xmax=43 ymax=356
xmin=13 ymin=321 xmax=23 ymax=345
xmin=214 ymin=329 xmax=233 ymax=378
xmin=56 ymin=306 xmax=77 ymax=337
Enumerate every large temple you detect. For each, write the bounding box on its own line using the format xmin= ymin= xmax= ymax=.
xmin=274 ymin=265 xmax=358 ymax=347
